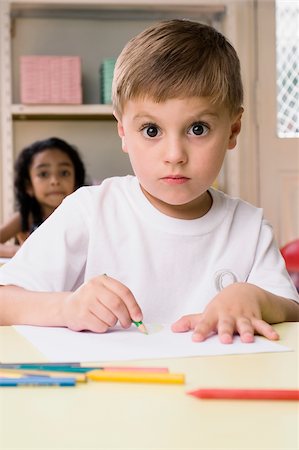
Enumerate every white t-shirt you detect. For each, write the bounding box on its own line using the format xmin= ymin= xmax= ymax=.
xmin=0 ymin=176 xmax=297 ymax=322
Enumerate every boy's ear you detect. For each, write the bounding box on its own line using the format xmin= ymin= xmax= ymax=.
xmin=228 ymin=108 xmax=243 ymax=150
xmin=115 ymin=117 xmax=128 ymax=153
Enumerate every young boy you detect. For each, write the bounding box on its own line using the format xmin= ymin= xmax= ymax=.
xmin=0 ymin=20 xmax=298 ymax=343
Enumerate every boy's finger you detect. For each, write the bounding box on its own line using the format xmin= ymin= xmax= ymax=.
xmin=89 ymin=301 xmax=118 ymax=328
xmin=97 ymin=291 xmax=133 ymax=328
xmin=171 ymin=314 xmax=202 ymax=332
xmin=69 ymin=312 xmax=111 ymax=334
xmin=192 ymin=318 xmax=216 ymax=342
xmin=85 ymin=314 xmax=111 ymax=333
xmin=216 ymin=316 xmax=235 ymax=344
xmin=97 ymin=275 xmax=143 ymax=323
xmin=252 ymin=318 xmax=280 ymax=340
xmin=236 ymin=317 xmax=255 ymax=343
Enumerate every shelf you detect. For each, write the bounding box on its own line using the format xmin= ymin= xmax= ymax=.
xmin=9 ymin=1 xmax=226 ymax=25
xmin=9 ymin=0 xmax=225 ymax=15
xmin=11 ymin=104 xmax=115 ymax=120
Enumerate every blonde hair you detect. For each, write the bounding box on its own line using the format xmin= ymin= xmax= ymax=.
xmin=112 ymin=19 xmax=243 ymax=117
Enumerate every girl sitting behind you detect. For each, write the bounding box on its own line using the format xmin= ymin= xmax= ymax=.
xmin=0 ymin=137 xmax=86 ymax=257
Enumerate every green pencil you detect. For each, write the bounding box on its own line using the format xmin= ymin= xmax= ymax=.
xmin=132 ymin=320 xmax=148 ymax=334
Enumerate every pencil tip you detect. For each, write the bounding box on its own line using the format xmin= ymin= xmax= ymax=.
xmin=139 ymin=324 xmax=148 ymax=335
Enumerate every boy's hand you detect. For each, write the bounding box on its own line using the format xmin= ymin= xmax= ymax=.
xmin=171 ymin=282 xmax=281 ymax=343
xmin=61 ymin=274 xmax=143 ymax=333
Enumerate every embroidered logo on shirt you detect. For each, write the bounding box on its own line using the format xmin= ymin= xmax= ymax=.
xmin=214 ymin=269 xmax=238 ymax=292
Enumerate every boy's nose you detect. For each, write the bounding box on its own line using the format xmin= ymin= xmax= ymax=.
xmin=164 ymin=138 xmax=187 ymax=165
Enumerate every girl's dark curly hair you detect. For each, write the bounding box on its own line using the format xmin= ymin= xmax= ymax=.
xmin=14 ymin=137 xmax=86 ymax=232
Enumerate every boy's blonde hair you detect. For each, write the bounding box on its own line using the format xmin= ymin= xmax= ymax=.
xmin=112 ymin=19 xmax=243 ymax=117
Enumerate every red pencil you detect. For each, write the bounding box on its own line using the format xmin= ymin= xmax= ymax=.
xmin=187 ymin=388 xmax=299 ymax=401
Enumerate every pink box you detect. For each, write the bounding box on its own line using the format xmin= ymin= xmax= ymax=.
xmin=20 ymin=56 xmax=82 ymax=104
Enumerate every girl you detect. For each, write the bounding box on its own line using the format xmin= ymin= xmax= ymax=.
xmin=0 ymin=137 xmax=86 ymax=257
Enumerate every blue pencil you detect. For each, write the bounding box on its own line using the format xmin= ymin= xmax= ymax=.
xmin=0 ymin=376 xmax=76 ymax=387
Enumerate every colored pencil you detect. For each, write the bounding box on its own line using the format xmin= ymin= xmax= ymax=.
xmin=0 ymin=371 xmax=28 ymax=379
xmin=87 ymin=370 xmax=185 ymax=384
xmin=132 ymin=320 xmax=148 ymax=334
xmin=0 ymin=368 xmax=87 ymax=382
xmin=187 ymin=388 xmax=299 ymax=401
xmin=0 ymin=363 xmax=168 ymax=373
xmin=0 ymin=376 xmax=76 ymax=387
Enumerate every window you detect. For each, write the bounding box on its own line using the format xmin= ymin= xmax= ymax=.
xmin=275 ymin=0 xmax=299 ymax=137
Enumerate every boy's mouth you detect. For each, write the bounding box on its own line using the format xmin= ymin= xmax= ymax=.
xmin=161 ymin=175 xmax=190 ymax=185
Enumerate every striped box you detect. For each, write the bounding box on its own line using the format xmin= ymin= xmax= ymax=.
xmin=20 ymin=56 xmax=82 ymax=104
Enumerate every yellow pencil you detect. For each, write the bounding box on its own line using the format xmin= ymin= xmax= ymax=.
xmin=87 ymin=370 xmax=185 ymax=384
xmin=0 ymin=368 xmax=86 ymax=382
xmin=0 ymin=370 xmax=25 ymax=379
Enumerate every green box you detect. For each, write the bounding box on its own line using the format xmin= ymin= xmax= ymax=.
xmin=100 ymin=58 xmax=116 ymax=104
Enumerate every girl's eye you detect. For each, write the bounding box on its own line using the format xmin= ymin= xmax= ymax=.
xmin=189 ymin=123 xmax=209 ymax=136
xmin=141 ymin=124 xmax=160 ymax=138
xmin=60 ymin=170 xmax=71 ymax=177
xmin=38 ymin=171 xmax=49 ymax=178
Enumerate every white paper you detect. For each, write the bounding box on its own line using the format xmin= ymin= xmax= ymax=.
xmin=13 ymin=324 xmax=291 ymax=363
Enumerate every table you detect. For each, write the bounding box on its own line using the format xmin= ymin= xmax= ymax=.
xmin=0 ymin=323 xmax=298 ymax=450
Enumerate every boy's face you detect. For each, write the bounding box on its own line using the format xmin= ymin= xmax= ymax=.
xmin=116 ymin=96 xmax=242 ymax=219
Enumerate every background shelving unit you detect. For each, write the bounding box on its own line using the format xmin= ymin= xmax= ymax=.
xmin=0 ymin=0 xmax=253 ymax=225
xmin=11 ymin=104 xmax=114 ymax=120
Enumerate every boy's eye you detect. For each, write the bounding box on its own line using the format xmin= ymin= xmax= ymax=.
xmin=141 ymin=124 xmax=160 ymax=138
xmin=189 ymin=123 xmax=209 ymax=136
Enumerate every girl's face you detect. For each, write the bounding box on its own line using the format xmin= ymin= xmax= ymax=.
xmin=26 ymin=148 xmax=76 ymax=217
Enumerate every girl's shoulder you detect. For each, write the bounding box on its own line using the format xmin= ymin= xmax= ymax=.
xmin=0 ymin=211 xmax=22 ymax=243
xmin=16 ymin=230 xmax=30 ymax=245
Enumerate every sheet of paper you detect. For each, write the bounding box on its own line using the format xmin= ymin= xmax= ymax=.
xmin=13 ymin=324 xmax=291 ymax=362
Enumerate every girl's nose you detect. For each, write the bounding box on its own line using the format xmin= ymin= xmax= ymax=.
xmin=50 ymin=175 xmax=60 ymax=185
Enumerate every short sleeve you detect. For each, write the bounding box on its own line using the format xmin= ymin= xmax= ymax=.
xmin=0 ymin=189 xmax=89 ymax=291
xmin=247 ymin=219 xmax=299 ymax=302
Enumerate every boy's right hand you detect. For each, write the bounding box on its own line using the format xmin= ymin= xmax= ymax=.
xmin=61 ymin=274 xmax=143 ymax=333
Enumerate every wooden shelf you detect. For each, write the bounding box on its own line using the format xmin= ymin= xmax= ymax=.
xmin=10 ymin=0 xmax=225 ymax=14
xmin=0 ymin=0 xmax=226 ymax=223
xmin=11 ymin=104 xmax=115 ymax=120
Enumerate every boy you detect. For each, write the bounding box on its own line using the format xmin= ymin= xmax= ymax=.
xmin=0 ymin=20 xmax=298 ymax=343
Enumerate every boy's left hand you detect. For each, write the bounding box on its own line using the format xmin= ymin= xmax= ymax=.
xmin=171 ymin=282 xmax=282 ymax=343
